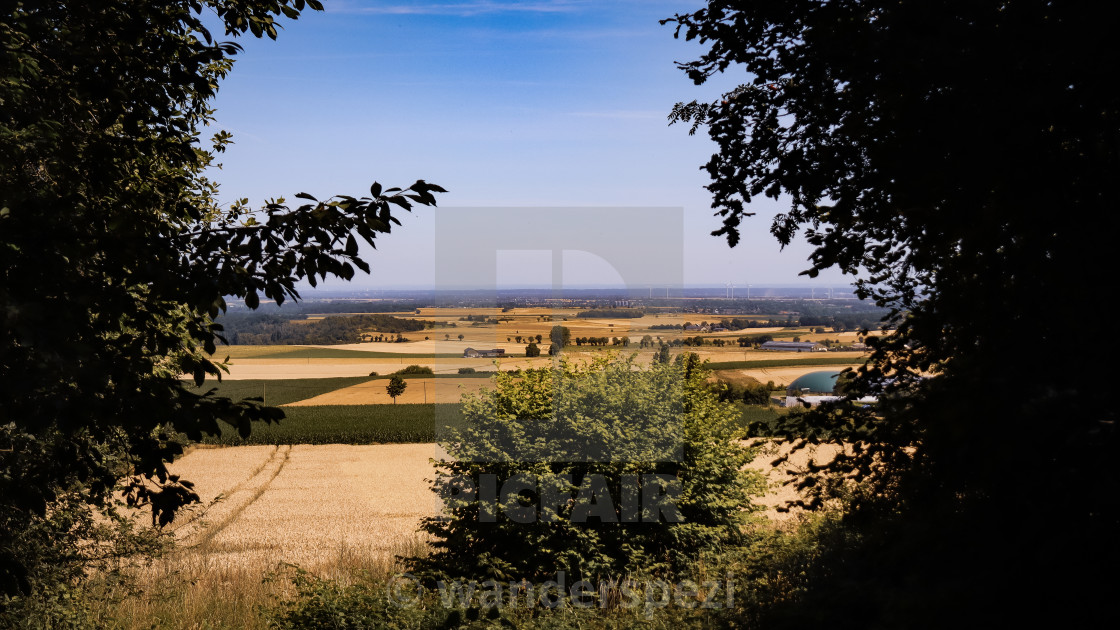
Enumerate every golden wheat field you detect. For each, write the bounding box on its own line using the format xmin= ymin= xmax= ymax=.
xmin=103 ymin=438 xmax=845 ymax=626
xmin=154 ymin=440 xmax=831 ymax=573
xmin=163 ymin=444 xmax=444 ymax=571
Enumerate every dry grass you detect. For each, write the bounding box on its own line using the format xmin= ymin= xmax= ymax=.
xmin=99 ymin=535 xmax=428 ymax=630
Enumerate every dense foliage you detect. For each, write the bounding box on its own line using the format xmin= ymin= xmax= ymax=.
xmin=666 ymin=0 xmax=1119 ymax=625
xmin=415 ymin=356 xmax=763 ymax=583
xmin=0 ymin=0 xmax=442 ymax=606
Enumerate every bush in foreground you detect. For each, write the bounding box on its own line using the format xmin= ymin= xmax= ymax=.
xmin=413 ymin=355 xmax=765 ymax=584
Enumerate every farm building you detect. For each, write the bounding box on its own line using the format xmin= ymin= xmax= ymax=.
xmin=783 ymin=370 xmax=876 ymax=408
xmin=760 ymin=341 xmax=826 ymax=352
xmin=462 ymin=348 xmax=506 ymax=358
xmin=788 ymin=371 xmax=842 ymax=395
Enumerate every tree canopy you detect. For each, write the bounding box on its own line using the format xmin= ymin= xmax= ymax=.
xmin=416 ymin=356 xmax=761 ymax=582
xmin=386 ymin=375 xmax=407 ymax=404
xmin=0 ymin=0 xmax=443 ymax=602
xmin=665 ymin=1 xmax=1118 ymax=625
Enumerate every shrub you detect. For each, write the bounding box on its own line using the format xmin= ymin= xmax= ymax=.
xmin=414 ymin=355 xmax=764 ymax=583
xmin=457 ymin=367 xmax=476 ymax=374
xmin=742 ymin=381 xmax=772 ymax=405
xmin=0 ymin=490 xmax=166 ymax=628
xmin=393 ymin=365 xmax=434 ymax=375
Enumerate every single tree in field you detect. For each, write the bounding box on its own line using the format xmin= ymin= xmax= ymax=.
xmin=457 ymin=333 xmax=464 ymax=342
xmin=549 ymin=324 xmax=571 ymax=348
xmin=386 ymin=375 xmax=407 ymax=404
xmin=525 ymin=342 xmax=541 ymax=357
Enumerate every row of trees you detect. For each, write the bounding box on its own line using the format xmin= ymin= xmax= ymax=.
xmin=572 ymin=336 xmax=628 ymax=347
xmin=219 ymin=313 xmax=432 ymax=345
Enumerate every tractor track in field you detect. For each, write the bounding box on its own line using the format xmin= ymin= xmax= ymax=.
xmin=177 ymin=445 xmax=292 ymax=550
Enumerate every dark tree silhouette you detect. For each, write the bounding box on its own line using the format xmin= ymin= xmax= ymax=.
xmin=385 ymin=376 xmax=407 ymax=404
xmin=666 ymin=1 xmax=1119 ymax=625
xmin=0 ymin=0 xmax=443 ymax=604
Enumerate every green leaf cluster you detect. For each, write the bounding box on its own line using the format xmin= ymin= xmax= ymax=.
xmin=0 ymin=0 xmax=442 ymax=604
xmin=415 ymin=356 xmax=765 ymax=583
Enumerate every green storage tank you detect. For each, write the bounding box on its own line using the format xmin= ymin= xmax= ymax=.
xmin=786 ymin=371 xmax=842 ymax=395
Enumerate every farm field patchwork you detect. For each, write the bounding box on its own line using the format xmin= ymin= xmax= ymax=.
xmin=216 ymin=345 xmax=462 ymax=360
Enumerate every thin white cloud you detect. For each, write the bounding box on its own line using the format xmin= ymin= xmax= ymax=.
xmin=333 ymin=0 xmax=588 ymax=17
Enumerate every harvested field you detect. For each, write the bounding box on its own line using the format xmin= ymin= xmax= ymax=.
xmin=220 ymin=356 xmax=559 ymax=379
xmin=219 ymin=360 xmax=416 ymax=380
xmin=158 ymin=440 xmax=834 ymax=574
xmin=731 ymin=365 xmax=862 ymax=387
xmin=744 ymin=440 xmax=846 ymax=520
xmin=165 ymin=444 xmax=444 ymax=571
xmin=284 ymin=377 xmax=490 ymax=405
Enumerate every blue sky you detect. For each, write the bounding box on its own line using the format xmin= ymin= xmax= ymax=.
xmin=206 ymin=0 xmax=852 ymax=290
